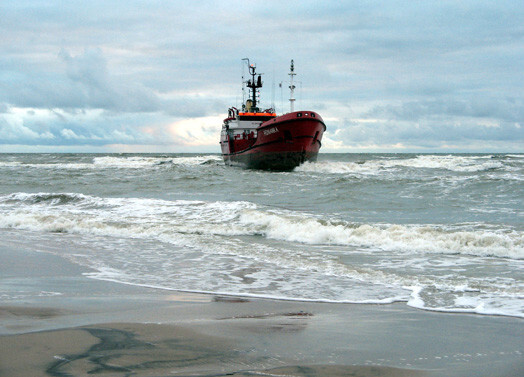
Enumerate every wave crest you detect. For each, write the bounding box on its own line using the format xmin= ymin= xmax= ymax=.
xmin=297 ymin=155 xmax=507 ymax=174
xmin=1 ymin=193 xmax=522 ymax=260
xmin=0 ymin=192 xmax=93 ymax=206
xmin=239 ymin=210 xmax=523 ymax=259
xmin=93 ymin=155 xmax=222 ymax=168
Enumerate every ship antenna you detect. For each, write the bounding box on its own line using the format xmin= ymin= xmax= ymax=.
xmin=289 ymin=59 xmax=296 ymax=112
xmin=271 ymin=66 xmax=275 ymax=112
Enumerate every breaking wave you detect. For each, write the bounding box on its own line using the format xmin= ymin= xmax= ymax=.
xmin=297 ymin=154 xmax=510 ymax=174
xmin=1 ymin=192 xmax=94 ymax=206
xmin=1 ymin=193 xmax=522 ymax=260
xmin=1 ymin=192 xmax=522 ymax=317
xmin=92 ymin=155 xmax=222 ymax=168
xmin=238 ymin=210 xmax=523 ymax=260
xmin=0 ymin=155 xmax=223 ymax=170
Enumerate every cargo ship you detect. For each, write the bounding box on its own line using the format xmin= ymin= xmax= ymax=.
xmin=220 ymin=59 xmax=326 ymax=171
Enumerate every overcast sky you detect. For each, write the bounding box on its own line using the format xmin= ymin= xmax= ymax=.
xmin=1 ymin=0 xmax=523 ymax=153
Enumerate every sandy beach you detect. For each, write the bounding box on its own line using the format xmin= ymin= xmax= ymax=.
xmin=1 ymin=243 xmax=523 ymax=377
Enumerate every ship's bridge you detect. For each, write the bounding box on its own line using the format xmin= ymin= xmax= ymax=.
xmin=224 ymin=107 xmax=276 ymax=130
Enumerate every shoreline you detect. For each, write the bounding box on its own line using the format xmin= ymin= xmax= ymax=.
xmin=1 ymin=244 xmax=523 ymax=376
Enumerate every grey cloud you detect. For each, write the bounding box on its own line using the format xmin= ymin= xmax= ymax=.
xmin=58 ymin=48 xmax=162 ymax=112
xmin=334 ymin=119 xmax=521 ymax=149
xmin=0 ymin=48 xmax=162 ymax=113
xmin=367 ymin=97 xmax=524 ymax=124
xmin=0 ymin=117 xmax=54 ymax=143
xmin=1 ymin=1 xmax=524 ymax=151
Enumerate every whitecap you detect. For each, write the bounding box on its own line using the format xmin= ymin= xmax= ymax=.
xmin=296 ymin=155 xmax=506 ymax=175
xmin=92 ymin=155 xmax=221 ymax=169
xmin=238 ymin=209 xmax=524 ymax=259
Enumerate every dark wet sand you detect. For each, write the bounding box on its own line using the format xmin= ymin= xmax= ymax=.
xmin=0 ymin=322 xmax=426 ymax=377
xmin=1 ymin=243 xmax=523 ymax=376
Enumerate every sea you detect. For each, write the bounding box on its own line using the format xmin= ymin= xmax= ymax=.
xmin=0 ymin=153 xmax=522 ymax=318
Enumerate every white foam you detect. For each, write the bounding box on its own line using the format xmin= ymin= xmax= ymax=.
xmin=238 ymin=210 xmax=524 ymax=259
xmin=1 ymin=192 xmax=522 ymax=317
xmin=393 ymin=155 xmax=503 ymax=172
xmin=296 ymin=160 xmax=382 ymax=175
xmin=0 ymin=193 xmax=257 ymax=242
xmin=1 ymin=193 xmax=522 ymax=259
xmin=407 ymin=285 xmax=524 ymax=318
xmin=0 ymin=155 xmax=222 ymax=170
xmin=92 ymin=155 xmax=221 ymax=168
xmin=169 ymin=155 xmax=223 ymax=166
xmin=406 ymin=286 xmax=425 ymax=308
xmin=0 ymin=161 xmax=95 ymax=169
xmin=297 ymin=155 xmax=508 ymax=175
xmin=0 ymin=161 xmax=22 ymax=167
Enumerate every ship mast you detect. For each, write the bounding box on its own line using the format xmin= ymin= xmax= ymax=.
xmin=288 ymin=59 xmax=296 ymax=113
xmin=245 ymin=62 xmax=262 ymax=112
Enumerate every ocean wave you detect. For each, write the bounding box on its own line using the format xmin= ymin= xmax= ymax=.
xmin=92 ymin=155 xmax=222 ymax=168
xmin=392 ymin=155 xmax=503 ymax=172
xmin=0 ymin=193 xmax=257 ymax=242
xmin=297 ymin=155 xmax=507 ymax=174
xmin=237 ymin=210 xmax=524 ymax=259
xmin=505 ymin=154 xmax=524 ymax=159
xmin=2 ymin=192 xmax=522 ymax=317
xmin=0 ymin=155 xmax=222 ymax=170
xmin=0 ymin=161 xmax=22 ymax=167
xmin=0 ymin=162 xmax=94 ymax=169
xmin=0 ymin=192 xmax=95 ymax=206
xmin=296 ymin=160 xmax=381 ymax=175
xmin=1 ymin=193 xmax=522 ymax=260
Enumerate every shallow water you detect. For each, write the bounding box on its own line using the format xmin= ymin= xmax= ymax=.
xmin=0 ymin=153 xmax=522 ymax=317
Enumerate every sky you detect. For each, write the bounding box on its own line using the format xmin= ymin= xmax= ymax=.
xmin=1 ymin=0 xmax=523 ymax=153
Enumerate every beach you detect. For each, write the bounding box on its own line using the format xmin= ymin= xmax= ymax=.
xmin=2 ymin=0 xmax=524 ymax=372
xmin=1 ymin=242 xmax=522 ymax=377
xmin=0 ymin=153 xmax=523 ymax=376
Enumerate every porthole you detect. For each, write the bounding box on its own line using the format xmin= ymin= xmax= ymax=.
xmin=297 ymin=112 xmax=302 ymax=117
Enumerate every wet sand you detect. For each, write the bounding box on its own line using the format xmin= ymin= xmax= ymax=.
xmin=1 ymin=243 xmax=523 ymax=376
xmin=1 ymin=322 xmax=426 ymax=377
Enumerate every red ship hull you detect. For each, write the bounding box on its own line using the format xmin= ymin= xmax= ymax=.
xmin=221 ymin=111 xmax=326 ymax=171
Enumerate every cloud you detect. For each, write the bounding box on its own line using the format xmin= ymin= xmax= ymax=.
xmin=60 ymin=128 xmax=83 ymax=140
xmin=0 ymin=114 xmax=54 ymax=142
xmin=0 ymin=108 xmax=149 ymax=145
xmin=1 ymin=1 xmax=523 ymax=152
xmin=326 ymin=115 xmax=523 ymax=152
xmin=167 ymin=116 xmax=223 ymax=147
xmin=366 ymin=97 xmax=524 ymax=124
